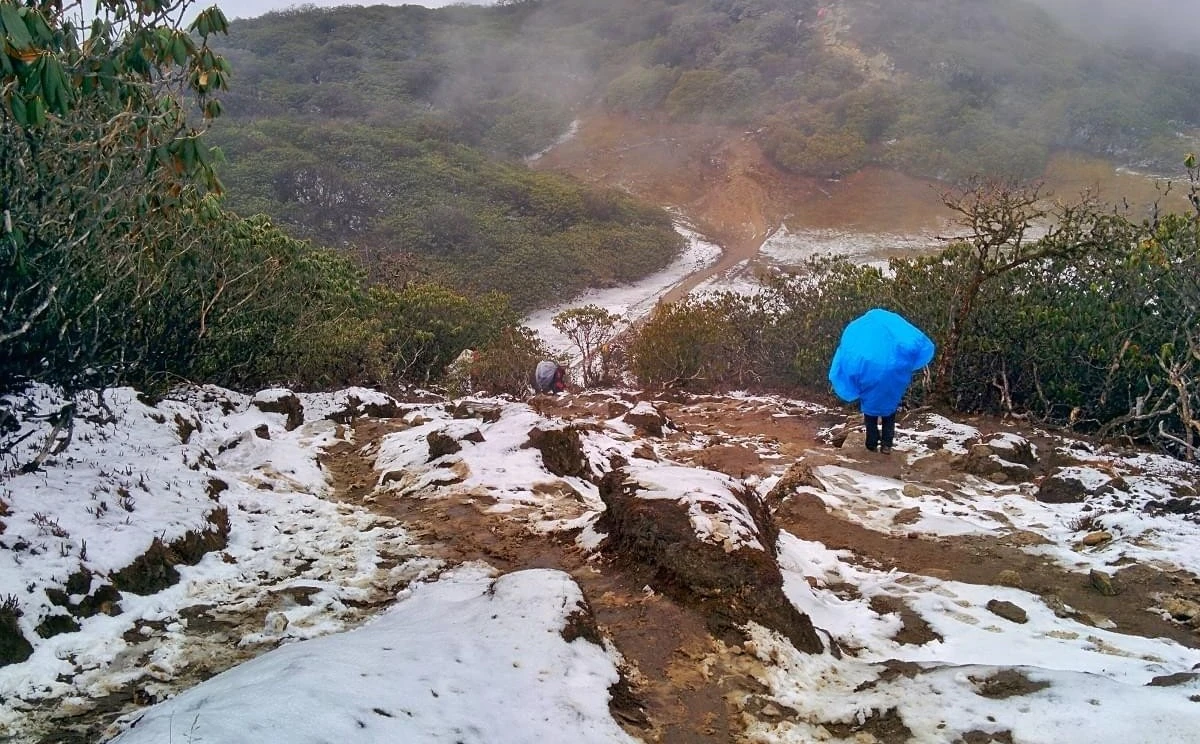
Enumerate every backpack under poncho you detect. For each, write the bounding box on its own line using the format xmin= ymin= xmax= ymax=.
xmin=828 ymin=309 xmax=935 ymax=417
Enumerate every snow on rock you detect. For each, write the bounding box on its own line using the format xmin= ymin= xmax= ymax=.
xmin=757 ymin=533 xmax=1200 ymax=744
xmin=0 ymin=385 xmax=429 ymax=741
xmin=110 ymin=565 xmax=635 ymax=744
xmin=619 ymin=463 xmax=766 ymax=553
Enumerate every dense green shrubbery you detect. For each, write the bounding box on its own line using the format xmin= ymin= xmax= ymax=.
xmin=214 ymin=0 xmax=1200 ymax=225
xmin=0 ymin=2 xmax=533 ymax=405
xmin=627 ymin=180 xmax=1200 ymax=459
xmin=470 ymin=325 xmax=550 ymax=398
xmin=214 ymin=119 xmax=683 ymax=313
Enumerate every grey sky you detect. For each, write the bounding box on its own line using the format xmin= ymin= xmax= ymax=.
xmin=212 ymin=0 xmax=494 ymax=20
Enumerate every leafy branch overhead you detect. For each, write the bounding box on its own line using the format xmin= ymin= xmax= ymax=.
xmin=1 ymin=1 xmax=230 ymax=188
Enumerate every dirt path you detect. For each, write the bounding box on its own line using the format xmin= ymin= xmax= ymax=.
xmin=319 ymin=400 xmax=1200 ymax=742
xmin=656 ymin=400 xmax=1200 ymax=651
xmin=321 ymin=418 xmax=763 ymax=743
xmin=532 ymin=112 xmax=820 ymax=305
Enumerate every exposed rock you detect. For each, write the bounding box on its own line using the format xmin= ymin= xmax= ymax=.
xmin=1041 ymin=594 xmax=1073 ymax=618
xmin=823 ymin=706 xmax=912 ymax=742
xmin=329 ymin=394 xmax=401 ymax=423
xmin=1147 ymin=672 xmax=1200 ymax=687
xmin=0 ymin=597 xmax=33 ymax=666
xmin=901 ymin=483 xmax=923 ymax=498
xmin=986 ymin=599 xmax=1028 ymax=624
xmin=631 ymin=443 xmax=658 ymax=462
xmin=765 ymin=461 xmax=825 ymax=501
xmin=206 ymin=478 xmax=228 ymax=501
xmin=111 ymin=508 xmax=230 ymax=595
xmin=982 ymin=434 xmax=1038 ymax=467
xmin=964 ymin=443 xmax=1033 ymax=483
xmin=1081 ymin=531 xmax=1113 ymax=546
xmin=1036 ymin=470 xmax=1093 ymax=504
xmin=996 ymin=570 xmax=1023 ymax=588
xmin=35 ymin=613 xmax=81 ymax=639
xmin=173 ymin=412 xmax=198 ymax=444
xmin=606 ymin=401 xmax=632 ymax=418
xmin=252 ymin=391 xmax=303 ymax=431
xmin=893 ymin=507 xmax=922 ymax=526
xmin=969 ymin=669 xmax=1049 ymax=698
xmin=959 ymin=730 xmax=1015 ymax=744
xmin=47 ymin=574 xmax=121 ymax=620
xmin=525 ymin=426 xmax=589 ymax=479
xmin=1144 ymin=497 xmax=1200 ymax=516
xmin=622 ymin=402 xmax=670 ymax=438
xmin=447 ymin=401 xmax=502 ymax=423
xmin=922 ymin=435 xmax=947 ymax=450
xmin=263 ymin=612 xmax=289 ymax=635
xmin=596 ymin=468 xmax=822 ymax=654
xmin=868 ymin=595 xmax=942 ymax=645
xmin=253 ymin=424 xmax=270 ymax=440
xmin=1089 ymin=569 xmax=1119 ymax=596
xmin=1161 ymin=597 xmax=1200 ymax=622
xmin=841 ymin=429 xmax=866 ymax=450
xmin=427 ymin=430 xmax=466 ymax=461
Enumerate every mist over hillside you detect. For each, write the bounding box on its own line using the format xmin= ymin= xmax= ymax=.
xmin=1027 ymin=0 xmax=1199 ymax=54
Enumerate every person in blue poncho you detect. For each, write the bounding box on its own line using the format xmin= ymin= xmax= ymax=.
xmin=828 ymin=309 xmax=935 ymax=454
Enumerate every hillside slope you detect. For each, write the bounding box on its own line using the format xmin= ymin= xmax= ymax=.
xmin=2 ymin=385 xmax=1198 ymax=742
xmin=207 ymin=0 xmax=1200 ymax=310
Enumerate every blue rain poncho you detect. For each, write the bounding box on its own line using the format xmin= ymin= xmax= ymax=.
xmin=828 ymin=309 xmax=935 ymax=417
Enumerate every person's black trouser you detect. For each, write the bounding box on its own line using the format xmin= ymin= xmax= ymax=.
xmin=864 ymin=413 xmax=895 ymax=450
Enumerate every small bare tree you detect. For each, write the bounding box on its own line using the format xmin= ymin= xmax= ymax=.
xmin=934 ymin=179 xmax=1114 ymax=402
xmin=552 ymin=305 xmax=625 ymax=388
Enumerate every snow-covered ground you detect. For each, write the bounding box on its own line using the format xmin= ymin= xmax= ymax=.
xmin=523 ymin=223 xmax=721 ymax=360
xmin=3 ymin=385 xmax=1199 ymax=742
xmin=759 ymin=225 xmax=943 ymax=269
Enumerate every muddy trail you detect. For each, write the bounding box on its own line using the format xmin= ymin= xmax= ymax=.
xmin=322 ymin=417 xmax=752 ymax=743
xmin=319 ymin=397 xmax=1200 ymax=743
xmin=533 ymin=113 xmax=824 ymax=303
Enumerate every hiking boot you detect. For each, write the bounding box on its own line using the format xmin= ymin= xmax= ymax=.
xmin=879 ymin=445 xmax=892 ymax=454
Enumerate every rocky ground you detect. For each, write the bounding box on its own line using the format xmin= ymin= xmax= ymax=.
xmin=3 ymin=384 xmax=1200 ymax=742
xmin=322 ymin=390 xmax=1200 ymax=743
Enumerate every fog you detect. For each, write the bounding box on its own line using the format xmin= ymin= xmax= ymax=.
xmin=212 ymin=0 xmax=494 ymax=21
xmin=1027 ymin=0 xmax=1199 ymax=54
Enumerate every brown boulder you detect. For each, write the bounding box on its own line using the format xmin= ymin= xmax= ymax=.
xmin=525 ymin=425 xmax=590 ymax=479
xmin=253 ymin=391 xmax=304 ymax=431
xmin=596 ymin=469 xmax=822 ymax=654
xmin=622 ymin=403 xmax=670 ymax=438
xmin=1036 ymin=470 xmax=1095 ymax=504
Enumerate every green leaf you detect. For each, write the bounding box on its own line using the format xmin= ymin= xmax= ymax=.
xmin=9 ymin=91 xmax=27 ymax=124
xmin=0 ymin=2 xmax=34 ymax=51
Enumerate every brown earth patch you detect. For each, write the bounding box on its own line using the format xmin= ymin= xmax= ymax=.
xmin=319 ymin=397 xmax=1200 ymax=744
xmin=323 ymin=417 xmax=769 ymax=743
xmin=773 ymin=490 xmax=1200 ymax=649
xmin=969 ymin=669 xmax=1051 ymax=699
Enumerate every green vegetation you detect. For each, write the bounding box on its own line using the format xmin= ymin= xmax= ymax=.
xmin=215 ymin=119 xmax=682 ymax=313
xmin=627 ymin=169 xmax=1200 ymax=460
xmin=2 ymin=0 xmax=234 ymax=394
xmin=0 ymin=2 xmax=537 ymax=403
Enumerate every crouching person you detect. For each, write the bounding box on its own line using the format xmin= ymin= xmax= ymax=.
xmin=532 ymin=359 xmax=568 ymax=394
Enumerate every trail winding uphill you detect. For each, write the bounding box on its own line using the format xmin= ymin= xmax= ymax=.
xmin=530 ymin=112 xmax=819 ymax=302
